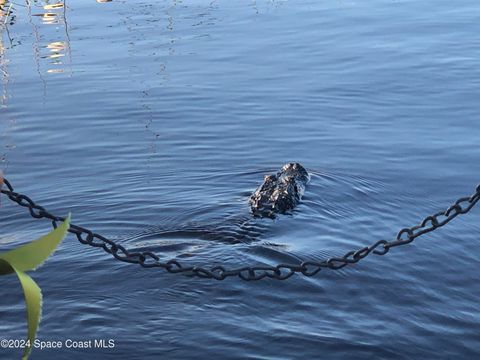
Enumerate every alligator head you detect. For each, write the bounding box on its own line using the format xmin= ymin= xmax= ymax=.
xmin=249 ymin=163 xmax=310 ymax=218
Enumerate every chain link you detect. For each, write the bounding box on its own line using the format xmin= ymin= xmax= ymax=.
xmin=1 ymin=178 xmax=479 ymax=280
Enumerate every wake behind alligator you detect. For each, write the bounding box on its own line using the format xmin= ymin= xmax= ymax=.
xmin=127 ymin=163 xmax=310 ymax=253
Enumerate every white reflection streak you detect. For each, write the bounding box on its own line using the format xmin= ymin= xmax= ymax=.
xmin=0 ymin=0 xmax=10 ymax=108
xmin=26 ymin=0 xmax=47 ymax=95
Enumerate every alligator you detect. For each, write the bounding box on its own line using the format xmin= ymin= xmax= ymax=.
xmin=249 ymin=162 xmax=310 ymax=218
xmin=126 ymin=163 xmax=310 ymax=253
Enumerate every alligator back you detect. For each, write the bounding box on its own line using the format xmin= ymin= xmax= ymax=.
xmin=249 ymin=163 xmax=310 ymax=218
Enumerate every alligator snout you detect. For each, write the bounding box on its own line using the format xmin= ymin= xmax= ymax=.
xmin=249 ymin=162 xmax=310 ymax=218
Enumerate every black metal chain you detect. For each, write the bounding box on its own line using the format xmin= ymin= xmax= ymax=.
xmin=1 ymin=178 xmax=479 ymax=280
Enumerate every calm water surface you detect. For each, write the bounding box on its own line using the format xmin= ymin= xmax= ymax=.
xmin=1 ymin=0 xmax=480 ymax=359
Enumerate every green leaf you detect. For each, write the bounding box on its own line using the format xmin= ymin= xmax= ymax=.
xmin=0 ymin=260 xmax=42 ymax=360
xmin=0 ymin=215 xmax=70 ymax=360
xmin=0 ymin=214 xmax=71 ymax=274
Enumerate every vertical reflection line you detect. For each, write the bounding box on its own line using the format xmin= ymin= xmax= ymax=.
xmin=0 ymin=40 xmax=7 ymax=109
xmin=0 ymin=0 xmax=9 ymax=108
xmin=26 ymin=0 xmax=47 ymax=102
xmin=122 ymin=0 xmax=160 ymax=164
xmin=62 ymin=0 xmax=72 ymax=75
xmin=167 ymin=0 xmax=175 ymax=56
xmin=0 ymin=0 xmax=16 ymax=171
xmin=0 ymin=2 xmax=10 ymax=170
xmin=2 ymin=0 xmax=13 ymax=45
xmin=251 ymin=0 xmax=259 ymax=14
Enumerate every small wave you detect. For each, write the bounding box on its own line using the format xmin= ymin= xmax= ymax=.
xmin=115 ymin=167 xmax=390 ymax=272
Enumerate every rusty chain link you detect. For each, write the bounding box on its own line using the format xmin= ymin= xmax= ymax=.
xmin=1 ymin=178 xmax=479 ymax=281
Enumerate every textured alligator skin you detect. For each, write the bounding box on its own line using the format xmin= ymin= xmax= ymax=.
xmin=249 ymin=163 xmax=310 ymax=218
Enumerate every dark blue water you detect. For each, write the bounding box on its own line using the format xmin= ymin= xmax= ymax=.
xmin=1 ymin=0 xmax=480 ymax=359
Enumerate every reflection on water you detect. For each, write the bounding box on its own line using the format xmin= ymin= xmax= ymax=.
xmin=0 ymin=0 xmax=70 ymax=83
xmin=43 ymin=40 xmax=67 ymax=72
xmin=0 ymin=0 xmax=227 ymax=165
xmin=32 ymin=12 xmax=59 ymax=25
xmin=0 ymin=0 xmax=15 ymax=169
xmin=0 ymin=37 xmax=8 ymax=108
xmin=115 ymin=0 xmax=220 ymax=158
xmin=0 ymin=0 xmax=14 ymax=25
xmin=1 ymin=0 xmax=11 ymax=108
xmin=30 ymin=0 xmax=71 ymax=74
xmin=43 ymin=3 xmax=64 ymax=10
xmin=32 ymin=1 xmax=65 ymax=24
